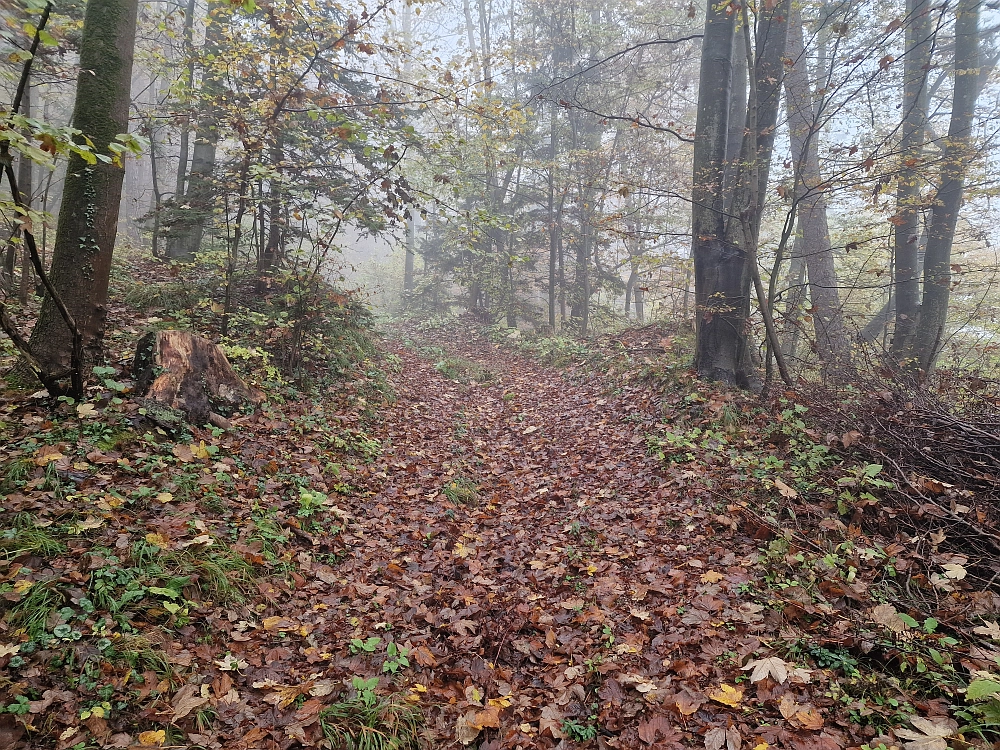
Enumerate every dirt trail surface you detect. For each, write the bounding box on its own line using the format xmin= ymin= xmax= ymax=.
xmin=1 ymin=325 xmax=867 ymax=750
xmin=262 ymin=328 xmax=844 ymax=750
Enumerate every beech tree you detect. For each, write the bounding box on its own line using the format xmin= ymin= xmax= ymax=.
xmin=26 ymin=0 xmax=139 ymax=391
xmin=691 ymin=0 xmax=789 ymax=385
xmin=912 ymin=0 xmax=981 ymax=373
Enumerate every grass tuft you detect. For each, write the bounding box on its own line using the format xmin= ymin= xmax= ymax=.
xmin=320 ymin=678 xmax=421 ymax=750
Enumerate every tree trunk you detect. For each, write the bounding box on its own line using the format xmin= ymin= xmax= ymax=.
xmin=722 ymin=29 xmax=747 ymax=212
xmin=403 ymin=213 xmax=416 ymax=296
xmin=259 ymin=131 xmax=285 ymax=278
xmin=690 ymin=0 xmax=739 ymax=384
xmin=165 ymin=11 xmax=222 ymax=261
xmin=28 ymin=0 xmax=139 ymax=385
xmin=174 ymin=0 xmax=197 ymax=198
xmin=17 ymin=83 xmax=34 ymax=304
xmin=892 ymin=0 xmax=934 ymax=361
xmin=784 ymin=8 xmax=851 ymax=374
xmin=912 ymin=0 xmax=980 ymax=374
xmin=548 ymin=107 xmax=558 ymax=330
xmin=147 ymin=117 xmax=164 ymax=258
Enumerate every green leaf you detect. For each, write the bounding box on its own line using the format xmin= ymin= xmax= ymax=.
xmin=924 ymin=617 xmax=939 ymax=633
xmin=968 ymin=678 xmax=1000 ymax=701
xmin=898 ymin=613 xmax=919 ymax=628
xmin=148 ymin=586 xmax=181 ymax=599
xmin=863 ymin=463 xmax=883 ymax=478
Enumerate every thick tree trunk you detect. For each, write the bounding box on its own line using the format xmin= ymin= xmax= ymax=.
xmin=691 ymin=0 xmax=740 ymax=383
xmin=913 ymin=0 xmax=980 ymax=374
xmin=722 ymin=29 xmax=747 ymax=212
xmin=892 ymin=0 xmax=934 ymax=361
xmin=784 ymin=8 xmax=851 ymax=374
xmin=28 ymin=0 xmax=139 ymax=385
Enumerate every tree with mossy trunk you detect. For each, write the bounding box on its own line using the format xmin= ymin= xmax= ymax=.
xmin=27 ymin=0 xmax=139 ymax=388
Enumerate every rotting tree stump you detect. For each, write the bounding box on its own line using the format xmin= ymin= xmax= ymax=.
xmin=133 ymin=330 xmax=264 ymax=426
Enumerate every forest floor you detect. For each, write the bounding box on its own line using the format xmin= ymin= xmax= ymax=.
xmin=2 ymin=307 xmax=998 ymax=750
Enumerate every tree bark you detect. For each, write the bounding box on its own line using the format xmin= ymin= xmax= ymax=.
xmin=691 ymin=0 xmax=740 ymax=383
xmin=174 ymin=0 xmax=197 ymax=198
xmin=28 ymin=0 xmax=139 ymax=384
xmin=722 ymin=29 xmax=747 ymax=212
xmin=165 ymin=10 xmax=222 ymax=261
xmin=17 ymin=83 xmax=34 ymax=304
xmin=784 ymin=7 xmax=851 ymax=374
xmin=912 ymin=0 xmax=980 ymax=374
xmin=548 ymin=107 xmax=558 ymax=330
xmin=892 ymin=0 xmax=934 ymax=361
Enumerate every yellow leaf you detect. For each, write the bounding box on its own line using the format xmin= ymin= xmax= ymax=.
xmin=190 ymin=441 xmax=210 ymax=459
xmin=12 ymin=580 xmax=33 ymax=595
xmin=138 ymin=729 xmax=166 ymax=746
xmin=145 ymin=532 xmax=170 ymax=547
xmin=100 ymin=494 xmax=125 ymax=509
xmin=706 ymin=683 xmax=744 ymax=707
xmin=34 ymin=447 xmax=64 ymax=466
xmin=156 ymin=492 xmax=174 ymax=504
xmin=700 ymin=570 xmax=724 ymax=583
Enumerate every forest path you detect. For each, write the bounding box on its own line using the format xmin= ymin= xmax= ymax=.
xmin=317 ymin=326 xmax=818 ymax=749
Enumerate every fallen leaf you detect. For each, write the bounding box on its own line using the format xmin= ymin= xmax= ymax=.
xmin=705 ymin=726 xmax=741 ymax=750
xmin=309 ymin=679 xmax=338 ymax=697
xmin=779 ymin=695 xmax=824 ymax=730
xmin=138 ymin=729 xmax=166 ymax=746
xmin=539 ymin=704 xmax=565 ymax=738
xmin=974 ymin=621 xmax=1000 ymax=640
xmin=172 ymin=444 xmax=194 ymax=462
xmin=638 ymin=714 xmax=673 ymax=745
xmin=171 ymin=683 xmax=210 ymax=721
xmin=743 ymin=656 xmax=789 ymax=684
xmin=145 ymin=532 xmax=170 ymax=547
xmin=34 ymin=445 xmax=64 ymax=466
xmin=214 ymin=653 xmax=248 ymax=671
xmin=455 ymin=711 xmax=482 ymax=745
xmin=895 ymin=716 xmax=956 ymax=750
xmin=773 ymin=478 xmax=797 ymax=498
xmin=676 ymin=692 xmax=703 ymax=715
xmin=77 ymin=403 xmax=97 ymax=418
xmin=870 ymin=603 xmax=908 ymax=633
xmin=706 ymin=683 xmax=743 ymax=707
xmin=701 ymin=570 xmax=724 ymax=583
xmin=705 ymin=727 xmax=726 ymax=750
xmin=942 ymin=563 xmax=967 ymax=580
